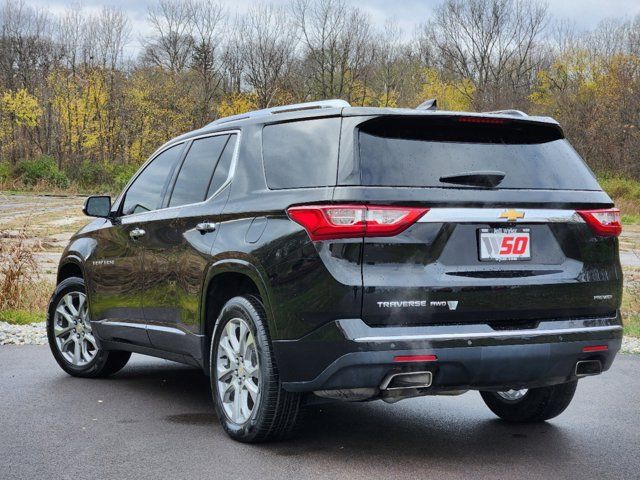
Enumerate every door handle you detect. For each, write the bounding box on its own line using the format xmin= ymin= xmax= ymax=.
xmin=196 ymin=222 xmax=216 ymax=234
xmin=129 ymin=227 xmax=146 ymax=239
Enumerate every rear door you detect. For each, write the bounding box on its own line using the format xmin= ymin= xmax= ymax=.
xmin=143 ymin=132 xmax=238 ymax=357
xmin=336 ymin=115 xmax=622 ymax=328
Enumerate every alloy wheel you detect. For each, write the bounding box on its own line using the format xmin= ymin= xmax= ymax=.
xmin=53 ymin=291 xmax=98 ymax=366
xmin=216 ymin=318 xmax=261 ymax=424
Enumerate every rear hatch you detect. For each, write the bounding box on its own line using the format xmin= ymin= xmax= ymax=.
xmin=335 ymin=114 xmax=622 ymax=328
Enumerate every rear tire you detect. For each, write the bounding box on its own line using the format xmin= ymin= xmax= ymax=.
xmin=480 ymin=381 xmax=578 ymax=422
xmin=210 ymin=295 xmax=304 ymax=443
xmin=47 ymin=277 xmax=131 ymax=378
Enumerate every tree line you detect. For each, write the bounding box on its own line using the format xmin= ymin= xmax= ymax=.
xmin=0 ymin=0 xmax=639 ymax=190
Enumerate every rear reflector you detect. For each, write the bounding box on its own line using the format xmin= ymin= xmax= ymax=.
xmin=582 ymin=345 xmax=608 ymax=353
xmin=393 ymin=355 xmax=438 ymax=363
xmin=576 ymin=208 xmax=622 ymax=237
xmin=287 ymin=205 xmax=428 ymax=241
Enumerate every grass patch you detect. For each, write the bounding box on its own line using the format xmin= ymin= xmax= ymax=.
xmin=0 ymin=309 xmax=43 ymax=325
xmin=1 ymin=225 xmax=53 ymax=322
xmin=622 ymin=286 xmax=640 ymax=338
xmin=622 ymin=214 xmax=640 ymax=225
xmin=623 ymin=313 xmax=640 ymax=337
xmin=598 ymin=176 xmax=640 ymax=220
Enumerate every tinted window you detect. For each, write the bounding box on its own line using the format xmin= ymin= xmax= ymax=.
xmin=169 ymin=135 xmax=228 ymax=207
xmin=358 ymin=117 xmax=600 ymax=190
xmin=207 ymin=134 xmax=237 ymax=198
xmin=122 ymin=144 xmax=183 ymax=215
xmin=263 ymin=118 xmax=340 ymax=189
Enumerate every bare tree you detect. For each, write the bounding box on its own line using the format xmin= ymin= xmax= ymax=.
xmin=586 ymin=16 xmax=640 ymax=59
xmin=424 ymin=0 xmax=548 ymax=109
xmin=188 ymin=1 xmax=225 ymax=122
xmin=372 ymin=21 xmax=415 ymax=106
xmin=92 ymin=7 xmax=130 ymax=71
xmin=292 ymin=0 xmax=374 ymax=100
xmin=144 ymin=0 xmax=195 ymax=73
xmin=221 ymin=20 xmax=244 ymax=95
xmin=1 ymin=0 xmax=55 ymax=88
xmin=0 ymin=0 xmax=56 ymax=160
xmin=241 ymin=4 xmax=296 ymax=108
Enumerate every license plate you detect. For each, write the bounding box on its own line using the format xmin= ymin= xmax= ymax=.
xmin=479 ymin=228 xmax=531 ymax=261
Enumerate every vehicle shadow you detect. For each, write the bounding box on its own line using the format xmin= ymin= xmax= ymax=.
xmin=100 ymin=358 xmax=573 ymax=468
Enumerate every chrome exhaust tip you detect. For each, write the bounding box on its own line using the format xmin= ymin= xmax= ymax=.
xmin=575 ymin=360 xmax=602 ymax=377
xmin=380 ymin=371 xmax=433 ymax=391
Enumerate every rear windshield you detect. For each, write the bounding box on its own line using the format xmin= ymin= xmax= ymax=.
xmin=357 ymin=116 xmax=600 ymax=190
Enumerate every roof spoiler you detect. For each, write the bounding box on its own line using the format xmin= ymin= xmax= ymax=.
xmin=414 ymin=99 xmax=530 ymax=118
xmin=483 ymin=109 xmax=528 ymax=118
xmin=208 ymin=99 xmax=351 ymax=127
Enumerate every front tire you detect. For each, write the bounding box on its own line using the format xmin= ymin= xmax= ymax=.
xmin=210 ymin=295 xmax=304 ymax=443
xmin=47 ymin=277 xmax=131 ymax=378
xmin=480 ymin=381 xmax=578 ymax=422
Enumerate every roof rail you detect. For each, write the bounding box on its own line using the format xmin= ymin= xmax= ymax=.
xmin=484 ymin=109 xmax=528 ymax=118
xmin=208 ymin=99 xmax=351 ymax=127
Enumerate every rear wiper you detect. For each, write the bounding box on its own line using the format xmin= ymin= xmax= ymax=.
xmin=439 ymin=170 xmax=506 ymax=188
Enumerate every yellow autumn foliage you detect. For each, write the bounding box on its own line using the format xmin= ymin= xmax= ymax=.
xmin=50 ymin=69 xmax=109 ymax=155
xmin=217 ymin=93 xmax=258 ymax=118
xmin=1 ymin=89 xmax=42 ymax=128
xmin=419 ymin=69 xmax=475 ymax=111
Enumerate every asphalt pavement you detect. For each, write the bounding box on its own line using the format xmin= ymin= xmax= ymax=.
xmin=1 ymin=346 xmax=638 ymax=480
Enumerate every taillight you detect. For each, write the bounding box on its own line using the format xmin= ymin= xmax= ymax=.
xmin=576 ymin=208 xmax=622 ymax=237
xmin=286 ymin=204 xmax=428 ymax=241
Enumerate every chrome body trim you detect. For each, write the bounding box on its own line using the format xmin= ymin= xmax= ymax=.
xmin=417 ymin=208 xmax=584 ymax=224
xmin=353 ymin=325 xmax=622 ymax=343
xmin=380 ymin=371 xmax=433 ymax=391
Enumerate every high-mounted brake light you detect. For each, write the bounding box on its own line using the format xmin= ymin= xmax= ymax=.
xmin=457 ymin=116 xmax=505 ymax=124
xmin=287 ymin=205 xmax=429 ymax=241
xmin=576 ymin=208 xmax=622 ymax=237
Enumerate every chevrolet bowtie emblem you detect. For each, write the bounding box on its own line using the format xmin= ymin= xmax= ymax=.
xmin=499 ymin=209 xmax=525 ymax=221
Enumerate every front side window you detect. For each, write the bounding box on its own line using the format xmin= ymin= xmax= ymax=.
xmin=169 ymin=135 xmax=229 ymax=207
xmin=122 ymin=144 xmax=184 ymax=215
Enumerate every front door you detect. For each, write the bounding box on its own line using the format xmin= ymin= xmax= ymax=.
xmin=90 ymin=142 xmax=185 ymax=346
xmin=86 ymin=216 xmax=147 ymax=345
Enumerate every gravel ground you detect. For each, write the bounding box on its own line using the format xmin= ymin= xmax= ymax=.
xmin=2 ymin=321 xmax=639 ymax=353
xmin=0 ymin=322 xmax=47 ymax=346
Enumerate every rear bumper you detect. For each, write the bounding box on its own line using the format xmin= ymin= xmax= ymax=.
xmin=273 ymin=314 xmax=623 ymax=393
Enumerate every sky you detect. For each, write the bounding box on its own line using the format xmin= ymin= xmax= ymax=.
xmin=28 ymin=0 xmax=640 ymax=55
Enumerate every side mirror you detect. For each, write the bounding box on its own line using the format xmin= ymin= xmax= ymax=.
xmin=83 ymin=195 xmax=112 ymax=218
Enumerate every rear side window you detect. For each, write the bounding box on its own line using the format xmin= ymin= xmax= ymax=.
xmin=358 ymin=116 xmax=600 ymax=190
xmin=262 ymin=117 xmax=341 ymax=189
xmin=169 ymin=135 xmax=228 ymax=207
xmin=207 ymin=134 xmax=237 ymax=198
xmin=122 ymin=143 xmax=184 ymax=215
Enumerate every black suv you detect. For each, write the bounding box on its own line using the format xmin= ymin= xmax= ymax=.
xmin=47 ymin=100 xmax=623 ymax=442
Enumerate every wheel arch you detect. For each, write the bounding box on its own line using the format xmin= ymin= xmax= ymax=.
xmin=57 ymin=256 xmax=85 ymax=284
xmin=200 ymin=259 xmax=276 ymax=371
